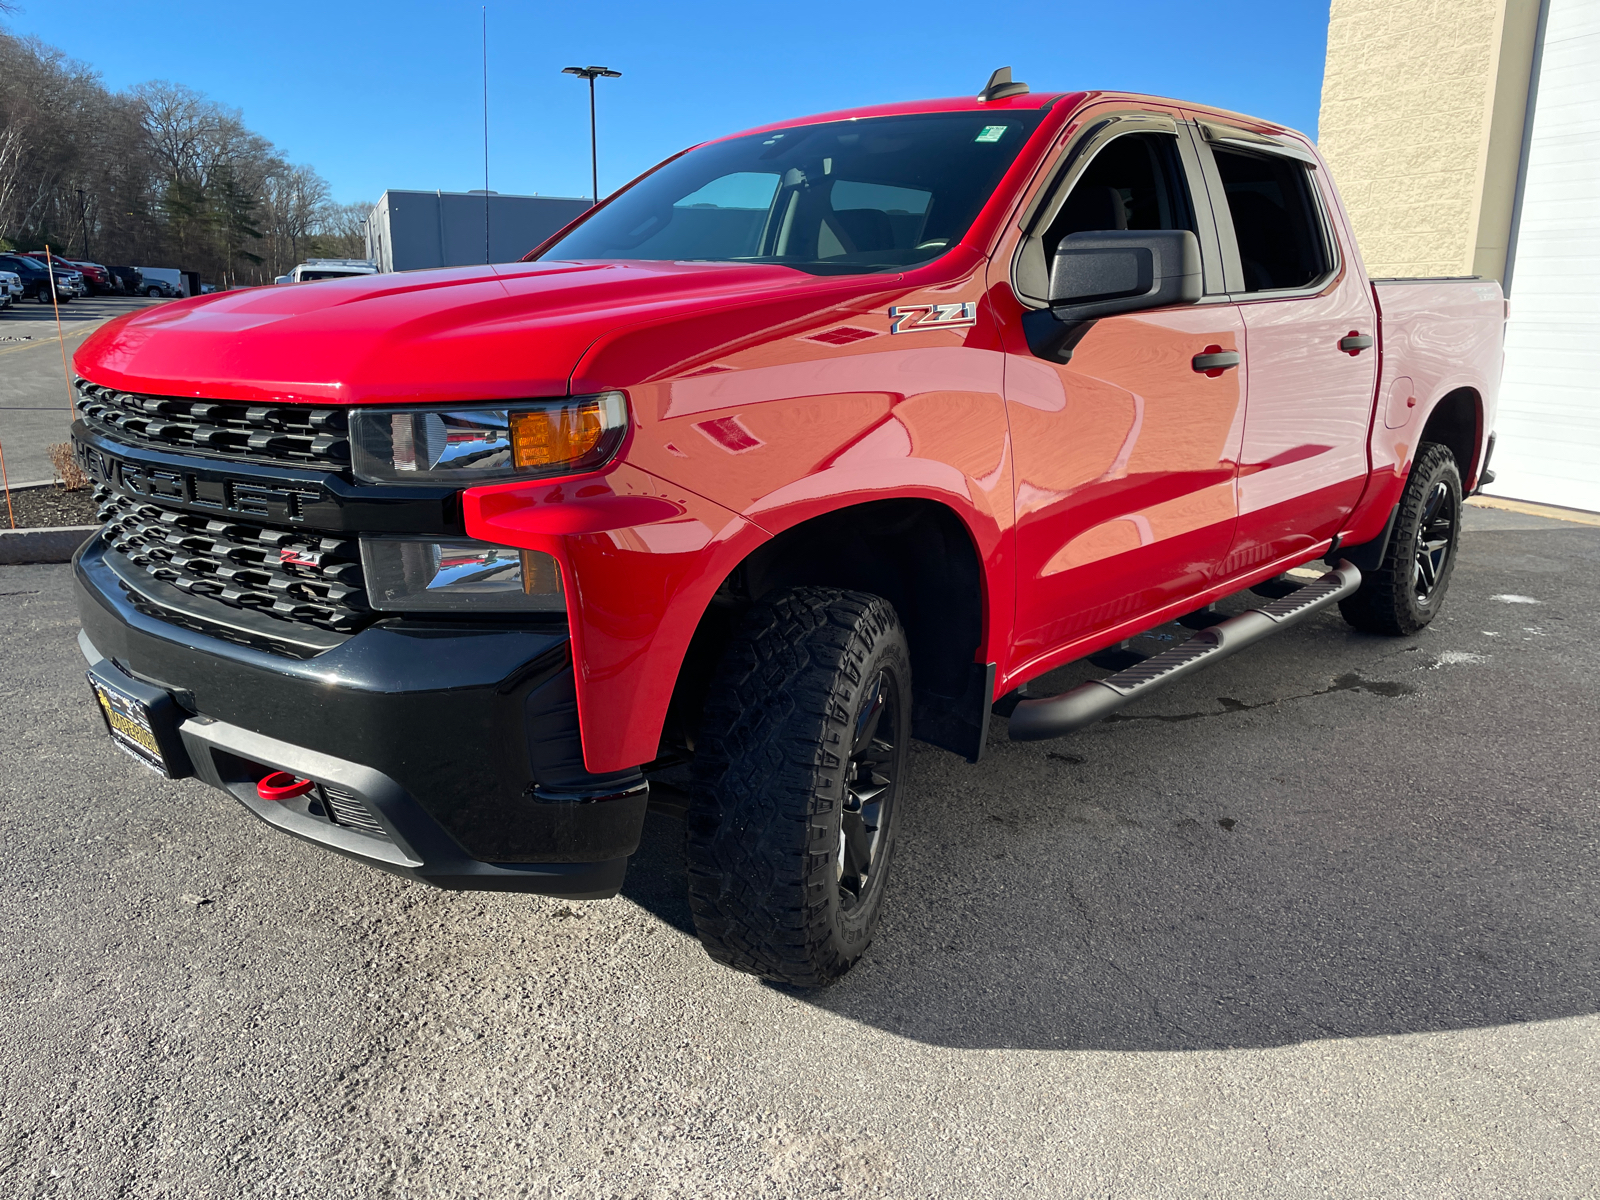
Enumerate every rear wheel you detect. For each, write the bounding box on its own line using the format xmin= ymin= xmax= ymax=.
xmin=1340 ymin=442 xmax=1463 ymax=636
xmin=685 ymin=587 xmax=910 ymax=987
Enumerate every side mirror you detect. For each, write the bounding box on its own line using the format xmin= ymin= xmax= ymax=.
xmin=1046 ymin=229 xmax=1202 ymax=323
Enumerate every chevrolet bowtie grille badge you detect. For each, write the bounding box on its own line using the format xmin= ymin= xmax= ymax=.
xmin=888 ymin=302 xmax=978 ymax=334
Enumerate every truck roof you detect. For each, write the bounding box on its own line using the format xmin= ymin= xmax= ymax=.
xmin=710 ymin=89 xmax=1303 ymax=147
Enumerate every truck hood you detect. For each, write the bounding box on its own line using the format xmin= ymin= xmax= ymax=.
xmin=73 ymin=260 xmax=866 ymax=405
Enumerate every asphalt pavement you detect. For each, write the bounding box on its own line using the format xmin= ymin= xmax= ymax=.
xmin=0 ymin=295 xmax=159 ymax=484
xmin=1 ymin=505 xmax=1596 ymax=1198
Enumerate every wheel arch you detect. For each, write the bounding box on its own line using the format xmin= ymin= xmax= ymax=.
xmin=1418 ymin=385 xmax=1483 ymax=488
xmin=662 ymin=496 xmax=996 ymax=763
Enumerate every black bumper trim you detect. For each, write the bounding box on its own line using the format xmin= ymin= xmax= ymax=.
xmin=76 ymin=538 xmax=650 ymax=878
xmin=80 ymin=634 xmax=636 ymax=899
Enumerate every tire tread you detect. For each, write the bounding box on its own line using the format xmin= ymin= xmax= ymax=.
xmin=685 ymin=586 xmax=904 ymax=987
xmin=1340 ymin=442 xmax=1461 ymax=636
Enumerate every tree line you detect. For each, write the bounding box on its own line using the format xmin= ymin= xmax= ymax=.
xmin=0 ymin=27 xmax=370 ymax=286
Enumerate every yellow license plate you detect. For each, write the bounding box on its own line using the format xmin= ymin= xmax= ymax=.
xmin=87 ymin=673 xmax=171 ymax=776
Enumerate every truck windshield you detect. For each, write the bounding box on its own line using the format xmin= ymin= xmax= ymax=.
xmin=536 ymin=110 xmax=1045 ymax=275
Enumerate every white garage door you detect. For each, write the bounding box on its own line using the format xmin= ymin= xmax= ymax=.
xmin=1491 ymin=0 xmax=1600 ymax=513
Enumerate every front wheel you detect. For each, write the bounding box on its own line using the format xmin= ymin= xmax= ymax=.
xmin=1340 ymin=442 xmax=1463 ymax=636
xmin=686 ymin=587 xmax=911 ymax=987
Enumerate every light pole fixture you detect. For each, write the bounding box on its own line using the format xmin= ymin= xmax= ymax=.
xmin=562 ymin=65 xmax=621 ymax=205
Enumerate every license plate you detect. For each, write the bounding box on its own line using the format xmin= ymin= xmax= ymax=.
xmin=87 ymin=671 xmax=174 ymax=777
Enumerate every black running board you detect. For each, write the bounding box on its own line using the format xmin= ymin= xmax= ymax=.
xmin=1007 ymin=561 xmax=1362 ymax=742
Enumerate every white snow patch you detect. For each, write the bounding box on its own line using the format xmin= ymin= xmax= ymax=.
xmin=1491 ymin=594 xmax=1541 ymax=604
xmin=1430 ymin=651 xmax=1488 ymax=669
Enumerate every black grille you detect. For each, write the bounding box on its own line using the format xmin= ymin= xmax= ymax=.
xmin=320 ymin=784 xmax=390 ymax=839
xmin=75 ymin=378 xmax=350 ymax=469
xmin=95 ymin=486 xmax=372 ymax=633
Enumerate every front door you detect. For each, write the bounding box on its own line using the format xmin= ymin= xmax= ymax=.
xmin=995 ymin=122 xmax=1248 ymax=679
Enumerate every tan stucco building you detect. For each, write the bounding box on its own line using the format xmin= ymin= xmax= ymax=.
xmin=1319 ymin=0 xmax=1543 ymax=282
xmin=1320 ymin=0 xmax=1600 ymax=512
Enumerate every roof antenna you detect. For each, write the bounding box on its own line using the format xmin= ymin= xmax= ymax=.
xmin=978 ymin=66 xmax=1029 ymax=102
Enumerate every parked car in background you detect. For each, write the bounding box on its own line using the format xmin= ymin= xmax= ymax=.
xmin=107 ymin=266 xmax=144 ymax=295
xmin=0 ymin=253 xmax=79 ymax=302
xmin=67 ymin=260 xmax=113 ymax=294
xmin=24 ymin=253 xmax=91 ymax=296
xmin=0 ymin=270 xmax=20 ymax=308
xmin=135 ymin=267 xmax=184 ymax=298
xmin=37 ymin=257 xmax=112 ymax=293
xmin=274 ymin=258 xmax=379 ymax=284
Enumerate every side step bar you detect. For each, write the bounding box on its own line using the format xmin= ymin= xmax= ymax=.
xmin=1007 ymin=560 xmax=1362 ymax=742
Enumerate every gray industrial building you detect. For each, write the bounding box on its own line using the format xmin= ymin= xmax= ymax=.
xmin=363 ymin=190 xmax=592 ymax=272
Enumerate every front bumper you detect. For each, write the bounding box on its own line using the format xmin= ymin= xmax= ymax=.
xmin=75 ymin=535 xmax=649 ymax=898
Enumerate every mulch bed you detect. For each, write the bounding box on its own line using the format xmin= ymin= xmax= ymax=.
xmin=2 ymin=484 xmax=100 ymax=530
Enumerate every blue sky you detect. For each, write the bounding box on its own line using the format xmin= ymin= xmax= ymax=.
xmin=4 ymin=0 xmax=1333 ymax=206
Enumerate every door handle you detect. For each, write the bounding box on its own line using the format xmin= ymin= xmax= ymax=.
xmin=1192 ymin=346 xmax=1241 ymax=376
xmin=1339 ymin=331 xmax=1374 ymax=354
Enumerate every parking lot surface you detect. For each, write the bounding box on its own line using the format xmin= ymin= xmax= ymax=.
xmin=1 ymin=505 xmax=1596 ymax=1198
xmin=1 ymin=295 xmax=156 ymax=483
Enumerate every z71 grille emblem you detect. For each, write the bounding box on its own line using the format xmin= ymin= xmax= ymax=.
xmin=888 ymin=302 xmax=978 ymax=334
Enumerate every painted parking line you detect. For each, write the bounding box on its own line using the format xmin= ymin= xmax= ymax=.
xmin=0 ymin=322 xmax=106 ymax=358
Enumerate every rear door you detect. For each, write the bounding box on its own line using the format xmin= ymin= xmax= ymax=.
xmin=1190 ymin=122 xmax=1378 ymax=569
xmin=995 ymin=111 xmax=1248 ymax=676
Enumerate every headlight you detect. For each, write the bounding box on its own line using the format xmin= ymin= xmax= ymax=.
xmin=360 ymin=538 xmax=565 ymax=612
xmin=349 ymin=393 xmax=628 ymax=484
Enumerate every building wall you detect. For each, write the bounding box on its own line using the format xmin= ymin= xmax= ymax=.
xmin=364 ymin=192 xmax=593 ymax=272
xmin=1487 ymin=0 xmax=1600 ymax=512
xmin=1318 ymin=0 xmax=1541 ymax=279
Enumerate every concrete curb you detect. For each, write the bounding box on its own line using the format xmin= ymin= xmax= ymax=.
xmin=1468 ymin=495 xmax=1600 ymax=527
xmin=0 ymin=525 xmax=98 ymax=565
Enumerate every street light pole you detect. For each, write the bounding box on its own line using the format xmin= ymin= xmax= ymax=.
xmin=561 ymin=65 xmax=621 ymax=205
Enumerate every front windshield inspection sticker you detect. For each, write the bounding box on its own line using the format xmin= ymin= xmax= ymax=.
xmin=975 ymin=125 xmax=1009 ymax=143
xmin=888 ymin=302 xmax=979 ymax=333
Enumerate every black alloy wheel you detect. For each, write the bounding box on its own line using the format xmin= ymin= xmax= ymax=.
xmin=1413 ymin=477 xmax=1457 ymax=604
xmin=838 ymin=669 xmax=899 ymax=909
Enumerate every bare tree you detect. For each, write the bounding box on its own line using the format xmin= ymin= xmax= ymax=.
xmin=0 ymin=119 xmax=28 ymax=244
xmin=0 ymin=30 xmax=359 ymax=285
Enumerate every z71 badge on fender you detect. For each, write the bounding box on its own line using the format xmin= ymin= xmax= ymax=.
xmin=888 ymin=302 xmax=978 ymax=334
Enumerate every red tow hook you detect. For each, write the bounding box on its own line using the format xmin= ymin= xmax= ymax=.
xmin=257 ymin=771 xmax=315 ymax=802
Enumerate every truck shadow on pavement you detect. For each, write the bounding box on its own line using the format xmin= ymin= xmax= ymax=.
xmin=623 ymin=523 xmax=1600 ymax=1051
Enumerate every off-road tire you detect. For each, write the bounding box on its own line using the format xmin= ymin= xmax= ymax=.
xmin=685 ymin=587 xmax=910 ymax=987
xmin=1340 ymin=442 xmax=1463 ymax=636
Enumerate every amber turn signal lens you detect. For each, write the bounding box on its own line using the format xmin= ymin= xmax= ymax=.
xmin=510 ymin=401 xmax=605 ymax=469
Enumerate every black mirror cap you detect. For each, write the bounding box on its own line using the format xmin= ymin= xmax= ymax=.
xmin=1046 ymin=229 xmax=1202 ymax=323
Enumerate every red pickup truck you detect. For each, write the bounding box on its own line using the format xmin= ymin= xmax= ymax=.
xmin=71 ymin=71 xmax=1503 ymax=986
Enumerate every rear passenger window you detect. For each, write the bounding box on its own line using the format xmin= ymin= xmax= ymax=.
xmin=1212 ymin=149 xmax=1331 ymax=292
xmin=1044 ymin=132 xmax=1196 ymax=258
